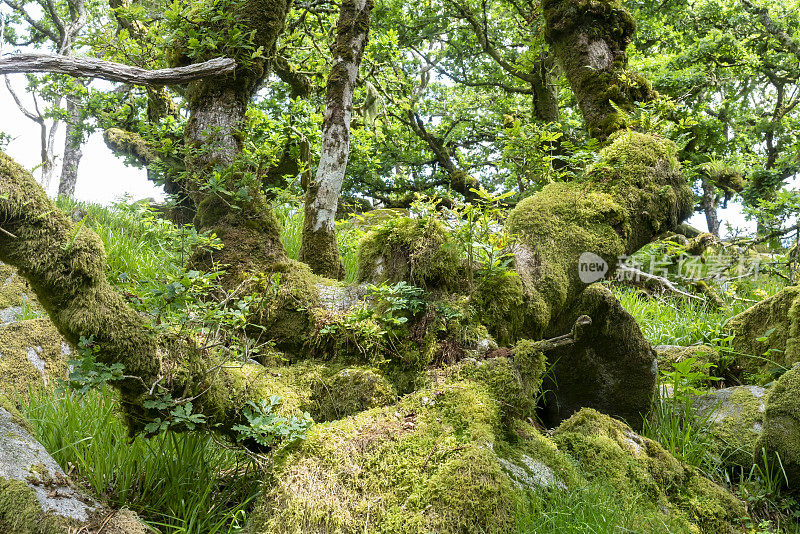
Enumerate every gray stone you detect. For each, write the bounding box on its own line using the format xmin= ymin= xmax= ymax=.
xmin=692 ymin=386 xmax=766 ymax=468
xmin=0 ymin=406 xmax=95 ymax=522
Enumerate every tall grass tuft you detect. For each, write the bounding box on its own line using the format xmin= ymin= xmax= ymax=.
xmin=19 ymin=387 xmax=263 ymax=534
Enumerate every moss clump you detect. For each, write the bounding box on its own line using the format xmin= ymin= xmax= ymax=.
xmin=693 ymin=386 xmax=766 ymax=470
xmin=449 ymin=355 xmax=539 ymax=423
xmin=728 ymin=286 xmax=800 ymax=373
xmin=254 ymin=382 xmax=575 ymax=533
xmin=0 ymin=477 xmax=76 ymax=534
xmin=249 ymin=261 xmax=323 ymax=357
xmin=756 ymin=364 xmax=800 ymax=487
xmin=444 ymin=343 xmax=545 ymax=424
xmin=357 ymin=217 xmax=464 ymax=291
xmin=553 ymin=408 xmax=745 ymax=533
xmin=0 ymin=262 xmax=32 ymax=310
xmin=472 ymin=270 xmax=525 ymax=346
xmin=0 ymin=392 xmax=30 ymax=432
xmin=309 ymin=367 xmax=397 ymax=422
xmin=0 ymin=318 xmax=69 ymax=394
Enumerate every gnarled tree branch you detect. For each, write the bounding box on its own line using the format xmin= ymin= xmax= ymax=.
xmin=0 ymin=53 xmax=236 ymax=86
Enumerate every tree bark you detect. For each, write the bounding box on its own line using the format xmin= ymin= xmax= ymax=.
xmin=0 ymin=54 xmax=236 ymax=86
xmin=701 ymin=178 xmax=720 ymax=237
xmin=543 ymin=0 xmax=654 ymax=139
xmin=58 ymin=97 xmax=83 ymax=198
xmin=299 ymin=0 xmax=373 ymax=279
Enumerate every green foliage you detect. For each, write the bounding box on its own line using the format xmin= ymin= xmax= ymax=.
xmin=233 ymin=396 xmax=313 ymax=448
xmin=64 ymin=335 xmax=125 ymax=394
xmin=643 ymin=358 xmax=718 ymax=469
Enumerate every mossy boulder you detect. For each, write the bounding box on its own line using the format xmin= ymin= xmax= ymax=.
xmin=309 ymin=367 xmax=397 ymax=422
xmin=252 ymin=382 xmax=578 ymax=533
xmin=0 ymin=318 xmax=71 ymax=393
xmin=693 ymin=386 xmax=766 ymax=469
xmin=756 ymin=364 xmax=800 ymax=488
xmin=0 ymin=402 xmax=92 ymax=532
xmin=542 ymin=284 xmax=657 ymax=431
xmin=444 ymin=342 xmax=546 ymax=423
xmin=727 ymin=286 xmax=800 ymax=373
xmin=553 ymin=408 xmax=746 ymax=533
xmin=356 ymin=216 xmax=464 ymax=291
xmin=0 ymin=403 xmax=148 ymax=533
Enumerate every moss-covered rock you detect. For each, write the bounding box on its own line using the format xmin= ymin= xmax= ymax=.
xmin=728 ymin=286 xmax=800 ymax=373
xmin=356 ymin=217 xmax=464 ymax=291
xmin=693 ymin=386 xmax=766 ymax=469
xmin=446 ymin=345 xmax=545 ymax=424
xmin=309 ymin=367 xmax=397 ymax=422
xmin=251 ymin=382 xmax=578 ymax=533
xmin=553 ymin=408 xmax=746 ymax=533
xmin=756 ymin=364 xmax=800 ymax=488
xmin=0 ymin=404 xmax=91 ymax=532
xmin=542 ymin=284 xmax=657 ymax=431
xmin=0 ymin=318 xmax=70 ymax=393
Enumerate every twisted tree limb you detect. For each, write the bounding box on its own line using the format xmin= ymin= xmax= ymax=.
xmin=0 ymin=53 xmax=236 ymax=86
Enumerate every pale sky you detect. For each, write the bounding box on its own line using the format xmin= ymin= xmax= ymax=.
xmin=0 ymin=73 xmax=766 ymax=236
xmin=1 ymin=73 xmax=164 ymax=205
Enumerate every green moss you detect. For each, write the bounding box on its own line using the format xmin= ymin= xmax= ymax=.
xmin=472 ymin=270 xmax=525 ymax=346
xmin=357 ymin=217 xmax=464 ymax=291
xmin=553 ymin=408 xmax=745 ymax=533
xmin=254 ymin=382 xmax=574 ymax=533
xmin=756 ymin=365 xmax=800 ymax=487
xmin=308 ymin=367 xmax=397 ymax=422
xmin=298 ymin=221 xmax=345 ymax=280
xmin=0 ymin=392 xmax=30 ymax=432
xmin=0 ymin=477 xmax=76 ymax=534
xmin=0 ymin=318 xmax=69 ymax=394
xmin=103 ymin=128 xmax=157 ymax=167
xmin=507 ymin=181 xmax=626 ymax=336
xmin=249 ymin=261 xmax=322 ymax=357
xmin=728 ymin=286 xmax=800 ymax=373
xmin=0 ymin=262 xmax=32 ymax=309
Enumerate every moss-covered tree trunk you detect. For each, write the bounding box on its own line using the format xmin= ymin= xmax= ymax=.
xmin=299 ymin=0 xmax=373 ymax=279
xmin=178 ymin=0 xmax=293 ymax=279
xmin=543 ymin=0 xmax=654 ymax=139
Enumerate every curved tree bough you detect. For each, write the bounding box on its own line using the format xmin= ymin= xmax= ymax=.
xmin=0 ymin=53 xmax=236 ymax=86
xmin=0 ymin=152 xmax=320 ymax=441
